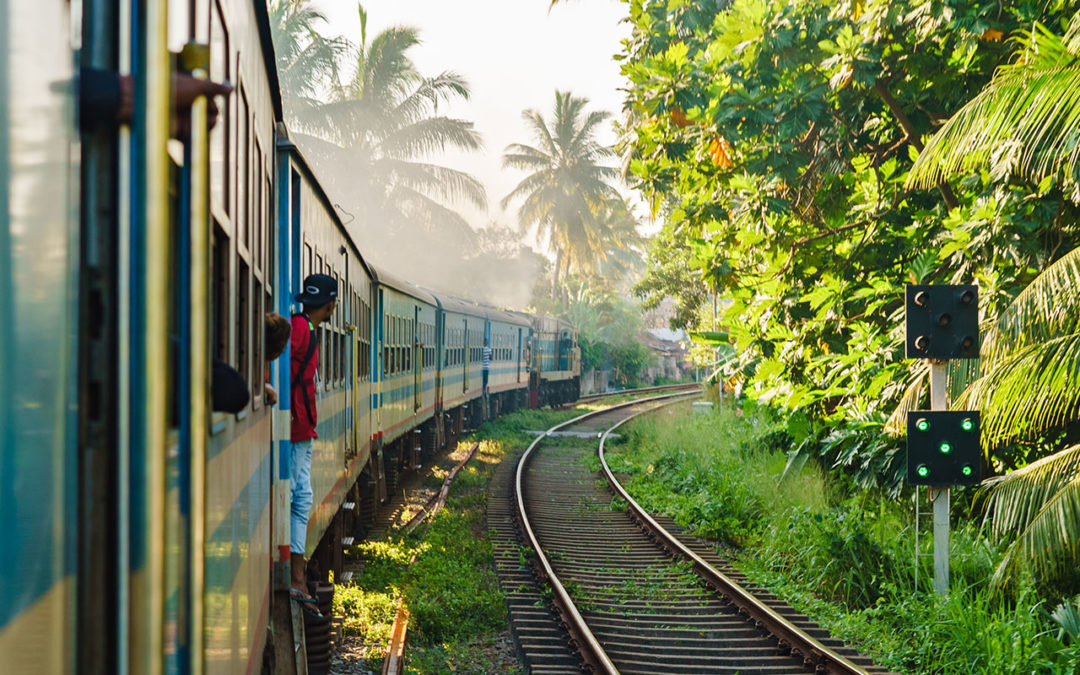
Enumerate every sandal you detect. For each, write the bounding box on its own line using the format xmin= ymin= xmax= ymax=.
xmin=289 ymin=588 xmax=319 ymax=605
xmin=290 ymin=590 xmax=325 ymax=619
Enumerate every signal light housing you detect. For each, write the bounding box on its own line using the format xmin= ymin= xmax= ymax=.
xmin=905 ymin=285 xmax=979 ymax=359
xmin=907 ymin=410 xmax=982 ymax=486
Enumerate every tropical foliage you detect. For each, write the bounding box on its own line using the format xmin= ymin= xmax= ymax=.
xmin=620 ymin=0 xmax=1080 ymax=504
xmin=895 ymin=12 xmax=1080 ymax=587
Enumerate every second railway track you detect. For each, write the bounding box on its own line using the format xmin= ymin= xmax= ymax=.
xmin=498 ymin=394 xmax=893 ymax=675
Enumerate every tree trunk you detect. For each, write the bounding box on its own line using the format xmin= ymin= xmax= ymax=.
xmin=874 ymin=79 xmax=959 ymax=211
xmin=552 ymin=247 xmax=563 ymax=300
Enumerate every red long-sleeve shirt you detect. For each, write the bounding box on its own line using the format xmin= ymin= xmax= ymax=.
xmin=290 ymin=314 xmax=319 ymax=441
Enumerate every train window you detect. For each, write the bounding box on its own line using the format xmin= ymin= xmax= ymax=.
xmin=265 ymin=172 xmax=274 ymax=293
xmin=238 ymin=87 xmax=249 ymax=252
xmin=319 ymin=326 xmax=327 ymax=383
xmin=210 ymin=5 xmax=229 ymax=214
xmin=316 ymin=253 xmax=323 ymax=276
xmin=304 ymin=243 xmax=313 ymax=280
xmin=211 ymin=224 xmax=230 ymax=362
xmin=336 ymin=330 xmax=343 ymax=384
xmin=237 ymin=258 xmax=250 ymax=411
xmin=253 ymin=275 xmax=264 ymax=402
xmin=254 ymin=140 xmax=264 ymax=275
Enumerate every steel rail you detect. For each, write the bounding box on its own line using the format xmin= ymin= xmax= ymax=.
xmin=383 ymin=442 xmax=482 ymax=675
xmin=573 ymin=382 xmax=700 ymax=404
xmin=513 ymin=392 xmax=696 ymax=674
xmin=598 ymin=409 xmax=871 ymax=675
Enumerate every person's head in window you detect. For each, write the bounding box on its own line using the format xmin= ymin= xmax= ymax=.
xmin=266 ymin=312 xmax=291 ymax=362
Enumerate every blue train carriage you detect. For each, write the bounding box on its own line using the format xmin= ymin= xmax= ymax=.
xmin=432 ymin=293 xmax=492 ymax=434
xmin=482 ymin=307 xmax=532 ymax=415
xmin=278 ymin=137 xmax=377 ymax=587
xmin=370 ymin=266 xmax=440 ymax=501
xmin=0 ymin=0 xmax=80 ymax=671
xmin=199 ymin=1 xmax=283 ymax=671
xmin=531 ymin=314 xmax=582 ymax=406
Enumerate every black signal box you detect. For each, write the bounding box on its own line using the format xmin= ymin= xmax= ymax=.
xmin=907 ymin=411 xmax=982 ymax=486
xmin=905 ymin=285 xmax=979 ymax=359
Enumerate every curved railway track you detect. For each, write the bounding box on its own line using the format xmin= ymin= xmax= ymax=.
xmin=493 ymin=395 xmax=893 ymax=675
xmin=571 ymin=382 xmax=701 ymax=405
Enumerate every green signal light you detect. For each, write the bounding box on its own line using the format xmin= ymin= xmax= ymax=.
xmin=962 ymin=465 xmax=973 ymax=477
xmin=961 ymin=418 xmax=974 ymax=432
xmin=939 ymin=442 xmax=952 ymax=454
xmin=916 ymin=418 xmax=930 ymax=432
xmin=917 ymin=465 xmax=930 ymax=478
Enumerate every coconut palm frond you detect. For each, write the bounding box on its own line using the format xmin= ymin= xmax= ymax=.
xmin=956 ymin=332 xmax=1080 ymax=450
xmin=884 ymin=362 xmax=928 ymax=436
xmin=985 ymin=447 xmax=1080 ymax=584
xmin=377 ymin=116 xmax=483 ymax=159
xmin=378 ymin=159 xmax=487 ymax=209
xmin=908 ymin=21 xmax=1080 ymax=189
xmin=981 ymin=444 xmax=1080 ymax=539
xmin=980 ymin=245 xmax=1080 ymax=366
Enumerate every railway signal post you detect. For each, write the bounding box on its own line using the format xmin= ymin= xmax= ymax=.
xmin=904 ymin=285 xmax=982 ymax=595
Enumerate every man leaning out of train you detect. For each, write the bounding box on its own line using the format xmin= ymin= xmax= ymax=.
xmin=289 ymin=274 xmax=337 ymax=618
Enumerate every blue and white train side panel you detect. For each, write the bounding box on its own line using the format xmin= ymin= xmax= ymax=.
xmin=433 ymin=295 xmax=487 ymax=412
xmin=371 ymin=267 xmax=438 ymax=447
xmin=0 ymin=0 xmax=79 ymax=671
xmin=485 ymin=309 xmax=530 ymax=399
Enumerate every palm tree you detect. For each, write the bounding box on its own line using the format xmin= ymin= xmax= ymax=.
xmin=502 ymin=91 xmax=621 ymax=298
xmin=901 ymin=12 xmax=1080 ymax=585
xmin=591 ymin=197 xmax=646 ymax=284
xmin=271 ymin=1 xmax=487 ymax=238
xmin=268 ymin=0 xmax=350 ymax=122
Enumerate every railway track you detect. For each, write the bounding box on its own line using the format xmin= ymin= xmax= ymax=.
xmin=493 ymin=395 xmax=893 ymax=675
xmin=571 ymin=382 xmax=700 ymax=406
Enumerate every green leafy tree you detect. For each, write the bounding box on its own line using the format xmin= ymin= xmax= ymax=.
xmin=269 ymin=0 xmax=350 ymax=119
xmin=620 ymin=0 xmax=1079 ymax=496
xmin=900 ymin=13 xmax=1080 ymax=586
xmin=502 ymin=91 xmax=621 ymax=297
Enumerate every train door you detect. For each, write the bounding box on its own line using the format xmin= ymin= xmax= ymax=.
xmin=413 ymin=306 xmax=422 ymax=411
xmin=434 ymin=310 xmax=443 ymax=415
xmin=373 ymin=288 xmax=386 ymax=503
xmin=463 ymin=319 xmax=469 ymax=393
xmin=517 ymin=328 xmax=523 ymax=383
xmin=345 ymin=262 xmax=355 ymax=459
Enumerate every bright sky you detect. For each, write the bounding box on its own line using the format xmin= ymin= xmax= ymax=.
xmin=316 ymin=0 xmax=632 ymax=237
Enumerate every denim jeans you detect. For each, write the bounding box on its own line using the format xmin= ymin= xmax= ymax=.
xmin=290 ymin=439 xmax=314 ymax=555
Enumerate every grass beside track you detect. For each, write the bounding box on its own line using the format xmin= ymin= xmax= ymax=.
xmin=605 ymin=402 xmax=1080 ymax=675
xmin=333 ymin=405 xmax=583 ymax=674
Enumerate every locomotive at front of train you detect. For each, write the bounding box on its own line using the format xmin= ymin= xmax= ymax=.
xmin=530 ymin=314 xmax=582 ymax=406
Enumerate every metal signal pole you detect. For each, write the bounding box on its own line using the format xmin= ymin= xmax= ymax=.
xmin=929 ymin=360 xmax=949 ymax=595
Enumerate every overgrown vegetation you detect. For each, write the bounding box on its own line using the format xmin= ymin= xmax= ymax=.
xmin=607 ymin=404 xmax=1080 ymax=673
xmin=617 ymin=0 xmax=1080 ymax=591
xmin=332 ymin=406 xmax=577 ymax=673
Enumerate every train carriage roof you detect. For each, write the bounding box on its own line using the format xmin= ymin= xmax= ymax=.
xmin=428 ymin=291 xmax=530 ymax=327
xmin=255 ymin=1 xmax=283 ymax=121
xmin=369 ymin=265 xmax=438 ymax=307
